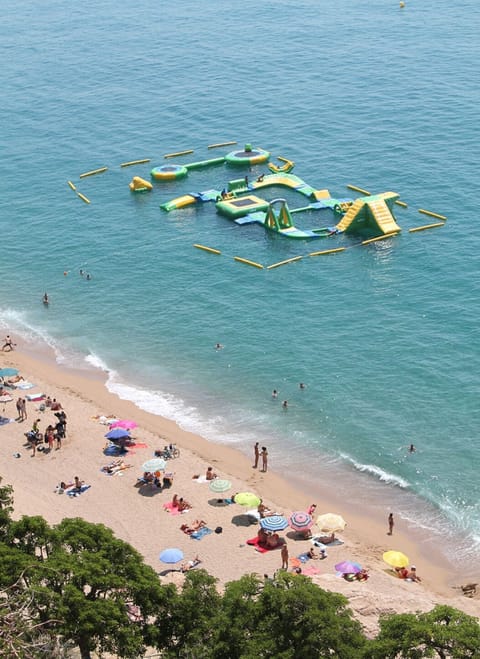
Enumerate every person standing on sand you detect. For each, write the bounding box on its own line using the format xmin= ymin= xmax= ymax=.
xmin=2 ymin=335 xmax=15 ymax=351
xmin=260 ymin=446 xmax=268 ymax=472
xmin=388 ymin=513 xmax=394 ymax=535
xmin=16 ymin=397 xmax=23 ymax=421
xmin=253 ymin=442 xmax=260 ymax=468
xmin=281 ymin=543 xmax=289 ymax=570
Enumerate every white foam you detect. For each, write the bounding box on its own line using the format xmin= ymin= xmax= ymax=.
xmin=340 ymin=453 xmax=410 ymax=489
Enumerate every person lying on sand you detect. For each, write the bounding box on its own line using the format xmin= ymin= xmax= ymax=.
xmin=316 ymin=533 xmax=336 ymax=544
xmin=258 ymin=502 xmax=280 ymax=518
xmin=181 ymin=556 xmax=201 ymax=572
xmin=180 ymin=520 xmax=206 ymax=534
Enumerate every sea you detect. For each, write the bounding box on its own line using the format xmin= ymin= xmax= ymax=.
xmin=1 ymin=0 xmax=479 ymax=573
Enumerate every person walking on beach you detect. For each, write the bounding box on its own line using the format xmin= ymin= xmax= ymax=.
xmin=20 ymin=398 xmax=27 ymax=421
xmin=2 ymin=335 xmax=15 ymax=351
xmin=253 ymin=442 xmax=260 ymax=468
xmin=388 ymin=513 xmax=394 ymax=535
xmin=260 ymin=446 xmax=268 ymax=473
xmin=281 ymin=543 xmax=289 ymax=570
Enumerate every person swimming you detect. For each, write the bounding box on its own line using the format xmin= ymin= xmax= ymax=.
xmin=43 ymin=292 xmax=49 ymax=305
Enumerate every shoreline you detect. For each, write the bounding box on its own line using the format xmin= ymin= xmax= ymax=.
xmin=1 ymin=340 xmax=478 ymax=632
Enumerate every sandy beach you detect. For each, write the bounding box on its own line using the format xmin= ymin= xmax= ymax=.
xmin=0 ymin=342 xmax=478 ymax=636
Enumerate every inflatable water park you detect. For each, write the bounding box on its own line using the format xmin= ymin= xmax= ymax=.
xmin=67 ymin=142 xmax=447 ymax=269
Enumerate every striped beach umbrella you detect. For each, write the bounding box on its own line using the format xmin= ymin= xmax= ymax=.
xmin=289 ymin=511 xmax=313 ymax=532
xmin=260 ymin=515 xmax=289 ymax=532
xmin=208 ymin=479 xmax=232 ymax=493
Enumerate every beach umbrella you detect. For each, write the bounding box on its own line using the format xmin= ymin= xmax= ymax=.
xmin=335 ymin=560 xmax=362 ymax=575
xmin=0 ymin=368 xmax=19 ymax=378
xmin=316 ymin=513 xmax=346 ymax=533
xmin=110 ymin=419 xmax=138 ymax=430
xmin=234 ymin=492 xmax=261 ymax=508
xmin=208 ymin=478 xmax=232 ymax=493
xmin=105 ymin=427 xmax=131 ymax=440
xmin=289 ymin=511 xmax=313 ymax=532
xmin=260 ymin=515 xmax=289 ymax=532
xmin=383 ymin=550 xmax=409 ymax=569
xmin=142 ymin=457 xmax=167 ymax=472
xmin=159 ymin=548 xmax=184 ymax=564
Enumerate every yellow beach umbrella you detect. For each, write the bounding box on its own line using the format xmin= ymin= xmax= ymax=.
xmin=383 ymin=550 xmax=409 ymax=568
xmin=316 ymin=513 xmax=346 ymax=533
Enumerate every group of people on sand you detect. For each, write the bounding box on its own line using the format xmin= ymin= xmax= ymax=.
xmin=257 ymin=526 xmax=283 ymax=550
xmin=395 ymin=565 xmax=422 ymax=582
xmin=26 ymin=411 xmax=66 ymax=456
xmin=253 ymin=443 xmax=268 ymax=472
xmin=169 ymin=493 xmax=191 ymax=512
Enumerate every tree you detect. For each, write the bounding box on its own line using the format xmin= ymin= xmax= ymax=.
xmin=366 ymin=604 xmax=480 ymax=658
xmin=158 ymin=569 xmax=221 ymax=658
xmin=0 ymin=476 xmax=13 ymax=534
xmin=4 ymin=515 xmax=175 ymax=659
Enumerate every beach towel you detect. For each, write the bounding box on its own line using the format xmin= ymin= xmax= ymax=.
xmin=163 ymin=502 xmax=181 ymax=515
xmin=301 ymin=565 xmax=322 ymax=576
xmin=190 ymin=527 xmax=211 ymax=540
xmin=15 ymin=382 xmax=35 ymax=390
xmin=311 ymin=537 xmax=344 ymax=547
xmin=66 ymin=485 xmax=91 ymax=497
xmin=193 ymin=475 xmax=208 ymax=484
xmin=190 ymin=527 xmax=213 ymax=540
xmin=297 ymin=553 xmax=311 ymax=563
xmin=246 ymin=537 xmax=283 ymax=553
xmin=25 ymin=393 xmax=45 ymax=401
xmin=0 ymin=417 xmax=15 ymax=426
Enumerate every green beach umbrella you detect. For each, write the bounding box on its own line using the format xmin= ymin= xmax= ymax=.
xmin=234 ymin=492 xmax=261 ymax=507
xmin=208 ymin=479 xmax=232 ymax=493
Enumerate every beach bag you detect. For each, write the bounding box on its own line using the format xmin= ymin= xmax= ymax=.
xmin=214 ymin=526 xmax=223 ymax=534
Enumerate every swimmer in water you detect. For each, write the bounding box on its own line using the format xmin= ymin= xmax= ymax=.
xmin=272 ymin=389 xmax=278 ymax=399
xmin=215 ymin=343 xmax=224 ymax=350
xmin=43 ymin=292 xmax=49 ymax=305
xmin=409 ymin=444 xmax=416 ymax=453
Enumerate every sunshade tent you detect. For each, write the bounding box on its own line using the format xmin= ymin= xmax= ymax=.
xmin=105 ymin=427 xmax=131 ymax=440
xmin=259 ymin=515 xmax=289 ymax=532
xmin=159 ymin=548 xmax=184 ymax=564
xmin=316 ymin=513 xmax=346 ymax=533
xmin=383 ymin=550 xmax=409 ymax=568
xmin=234 ymin=492 xmax=261 ymax=507
xmin=208 ymin=479 xmax=232 ymax=493
xmin=289 ymin=511 xmax=313 ymax=532
xmin=142 ymin=458 xmax=167 ymax=472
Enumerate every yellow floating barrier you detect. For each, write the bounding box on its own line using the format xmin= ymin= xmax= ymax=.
xmin=418 ymin=208 xmax=447 ymax=221
xmin=120 ymin=159 xmax=151 ymax=167
xmin=77 ymin=192 xmax=91 ymax=204
xmin=234 ymin=256 xmax=264 ymax=269
xmin=362 ymin=233 xmax=399 ymax=245
xmin=164 ymin=150 xmax=194 ymax=159
xmin=409 ymin=222 xmax=445 ymax=233
xmin=67 ymin=180 xmax=76 ymax=191
xmin=194 ymin=244 xmax=222 ymax=255
xmin=79 ymin=167 xmax=108 ymax=178
xmin=267 ymin=256 xmax=303 ymax=270
xmin=347 ymin=184 xmax=371 ymax=195
xmin=208 ymin=141 xmax=237 ymax=149
xmin=309 ymin=247 xmax=346 ymax=257
xmin=395 ymin=200 xmax=408 ymax=208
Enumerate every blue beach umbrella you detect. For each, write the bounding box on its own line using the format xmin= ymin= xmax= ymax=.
xmin=0 ymin=368 xmax=19 ymax=378
xmin=259 ymin=515 xmax=289 ymax=532
xmin=159 ymin=548 xmax=184 ymax=564
xmin=105 ymin=427 xmax=131 ymax=440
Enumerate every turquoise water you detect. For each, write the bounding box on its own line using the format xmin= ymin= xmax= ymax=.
xmin=1 ymin=0 xmax=479 ymax=568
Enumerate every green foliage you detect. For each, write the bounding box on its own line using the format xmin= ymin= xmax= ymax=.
xmin=366 ymin=604 xmax=480 ymax=658
xmin=0 ymin=476 xmax=13 ymax=533
xmin=160 ymin=569 xmax=221 ymax=657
